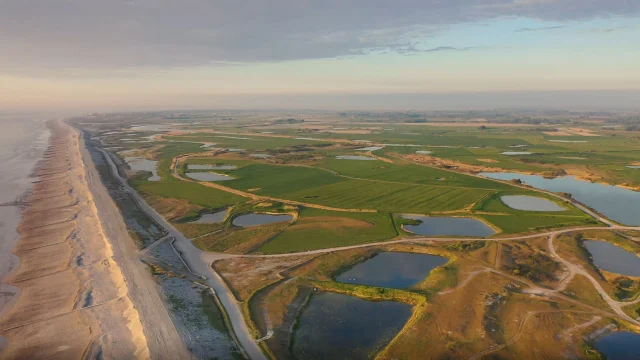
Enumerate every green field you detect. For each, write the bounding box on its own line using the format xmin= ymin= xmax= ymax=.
xmin=257 ymin=208 xmax=398 ymax=253
xmin=91 ymin=116 xmax=639 ymax=254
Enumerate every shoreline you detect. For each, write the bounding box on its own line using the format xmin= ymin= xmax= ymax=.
xmin=0 ymin=120 xmax=151 ymax=359
xmin=0 ymin=118 xmax=51 ymax=329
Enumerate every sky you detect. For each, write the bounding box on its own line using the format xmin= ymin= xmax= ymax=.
xmin=1 ymin=0 xmax=640 ymax=111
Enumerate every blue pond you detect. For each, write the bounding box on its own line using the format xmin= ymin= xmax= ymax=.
xmin=336 ymin=252 xmax=448 ymax=289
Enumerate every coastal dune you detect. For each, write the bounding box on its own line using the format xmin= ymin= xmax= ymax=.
xmin=0 ymin=121 xmax=150 ymax=359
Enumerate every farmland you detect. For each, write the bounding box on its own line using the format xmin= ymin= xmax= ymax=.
xmin=73 ymin=110 xmax=640 ymax=360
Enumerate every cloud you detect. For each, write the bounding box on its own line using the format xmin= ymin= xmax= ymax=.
xmin=1 ymin=0 xmax=638 ymax=74
xmin=424 ymin=46 xmax=474 ymax=52
xmin=590 ymin=26 xmax=628 ymax=33
xmin=516 ymin=25 xmax=565 ymax=32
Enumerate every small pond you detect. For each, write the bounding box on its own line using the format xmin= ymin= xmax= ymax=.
xmin=500 ymin=151 xmax=532 ymax=155
xmin=335 ymin=155 xmax=377 ymax=161
xmin=480 ymin=173 xmax=640 ymax=226
xmin=124 ymin=157 xmax=160 ymax=181
xmin=185 ymin=172 xmax=234 ymax=181
xmin=509 ymin=144 xmax=529 ymax=148
xmin=355 ymin=146 xmax=384 ymax=151
xmin=336 ymin=252 xmax=448 ymax=289
xmin=232 ymin=213 xmax=293 ymax=227
xmin=401 ymin=215 xmax=496 ymax=237
xmin=415 ymin=150 xmax=433 ymax=155
xmin=583 ymin=240 xmax=640 ymax=277
xmin=292 ymin=292 xmax=412 ymax=360
xmin=187 ymin=164 xmax=238 ymax=170
xmin=189 ymin=209 xmax=228 ymax=224
xmin=249 ymin=153 xmax=273 ymax=158
xmin=594 ymin=332 xmax=640 ymax=360
xmin=500 ymin=195 xmax=565 ymax=212
xmin=627 ymin=166 xmax=640 ymax=169
xmin=226 ymin=148 xmax=245 ymax=152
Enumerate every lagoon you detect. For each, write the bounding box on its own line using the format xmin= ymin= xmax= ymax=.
xmin=189 ymin=209 xmax=228 ymax=224
xmin=595 ymin=332 xmax=640 ymax=360
xmin=355 ymin=146 xmax=384 ymax=151
xmin=232 ymin=213 xmax=293 ymax=227
xmin=480 ymin=172 xmax=640 ymax=225
xmin=187 ymin=164 xmax=237 ymax=170
xmin=501 ymin=195 xmax=565 ymax=212
xmin=335 ymin=155 xmax=377 ymax=161
xmin=501 ymin=151 xmax=532 ymax=155
xmin=292 ymin=292 xmax=411 ymax=360
xmin=401 ymin=215 xmax=496 ymax=237
xmin=336 ymin=252 xmax=448 ymax=289
xmin=185 ymin=172 xmax=234 ymax=181
xmin=124 ymin=157 xmax=160 ymax=181
xmin=583 ymin=240 xmax=640 ymax=277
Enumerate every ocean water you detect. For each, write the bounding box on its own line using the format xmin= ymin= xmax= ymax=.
xmin=0 ymin=114 xmax=50 ymax=321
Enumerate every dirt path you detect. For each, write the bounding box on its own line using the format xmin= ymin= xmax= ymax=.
xmin=547 ymin=234 xmax=640 ymax=324
xmin=561 ymin=316 xmax=602 ymax=339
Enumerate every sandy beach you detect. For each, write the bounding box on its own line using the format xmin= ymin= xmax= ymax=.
xmin=0 ymin=120 xmax=185 ymax=359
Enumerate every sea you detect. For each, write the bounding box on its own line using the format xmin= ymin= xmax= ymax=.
xmin=0 ymin=114 xmax=51 ymax=332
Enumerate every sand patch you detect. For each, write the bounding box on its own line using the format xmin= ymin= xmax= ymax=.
xmin=14 ymin=221 xmax=76 ymax=252
xmin=404 ymin=154 xmax=506 ymax=174
xmin=322 ymin=129 xmax=372 ymax=134
xmin=477 ymin=158 xmax=499 ymax=163
xmin=558 ymin=156 xmax=587 ymax=160
xmin=214 ymin=256 xmax=314 ymax=301
xmin=247 ymin=188 xmax=262 ymax=192
xmin=147 ymin=195 xmax=202 ymax=221
xmin=0 ymin=311 xmax=93 ymax=360
xmin=255 ymin=202 xmax=273 ymax=208
xmin=545 ymin=128 xmax=600 ymax=136
xmin=11 ymin=242 xmax=73 ymax=282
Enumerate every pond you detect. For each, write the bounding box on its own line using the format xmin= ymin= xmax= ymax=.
xmin=187 ymin=164 xmax=238 ymax=170
xmin=594 ymin=332 xmax=640 ymax=360
xmin=335 ymin=155 xmax=377 ymax=161
xmin=189 ymin=209 xmax=228 ymax=224
xmin=292 ymin=292 xmax=412 ymax=360
xmin=500 ymin=195 xmax=565 ymax=212
xmin=185 ymin=172 xmax=234 ymax=181
xmin=336 ymin=252 xmax=448 ymax=289
xmin=509 ymin=144 xmax=529 ymax=148
xmin=480 ymin=173 xmax=640 ymax=225
xmin=249 ymin=153 xmax=273 ymax=158
xmin=415 ymin=150 xmax=433 ymax=155
xmin=401 ymin=215 xmax=496 ymax=237
xmin=355 ymin=146 xmax=384 ymax=151
xmin=583 ymin=241 xmax=640 ymax=277
xmin=231 ymin=213 xmax=293 ymax=227
xmin=500 ymin=151 xmax=532 ymax=155
xmin=124 ymin=157 xmax=160 ymax=181
xmin=627 ymin=166 xmax=640 ymax=169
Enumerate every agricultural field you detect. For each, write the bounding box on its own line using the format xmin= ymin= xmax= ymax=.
xmin=72 ymin=110 xmax=640 ymax=360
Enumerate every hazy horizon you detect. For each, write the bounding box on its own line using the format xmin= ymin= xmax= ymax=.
xmin=1 ymin=1 xmax=639 ymax=111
